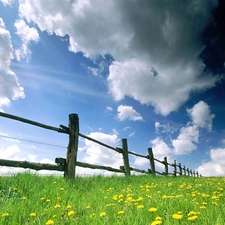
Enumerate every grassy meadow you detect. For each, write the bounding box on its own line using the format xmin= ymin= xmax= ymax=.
xmin=0 ymin=173 xmax=224 ymax=225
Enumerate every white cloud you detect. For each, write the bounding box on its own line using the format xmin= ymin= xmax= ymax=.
xmin=172 ymin=125 xmax=199 ymax=155
xmin=187 ymin=100 xmax=215 ymax=131
xmin=151 ymin=137 xmax=172 ymax=160
xmin=0 ymin=18 xmax=25 ymax=109
xmin=0 ymin=0 xmax=12 ymax=6
xmin=82 ymin=132 xmax=123 ymax=174
xmin=117 ymin=105 xmax=143 ymax=121
xmin=14 ymin=19 xmax=39 ymax=61
xmin=17 ymin=0 xmax=220 ymax=115
xmin=155 ymin=122 xmax=178 ymax=134
xmin=105 ymin=106 xmax=113 ymax=112
xmin=197 ymin=148 xmax=225 ymax=176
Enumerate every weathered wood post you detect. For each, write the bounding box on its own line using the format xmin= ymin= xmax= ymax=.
xmin=190 ymin=169 xmax=193 ymax=176
xmin=187 ymin=168 xmax=190 ymax=176
xmin=178 ymin=163 xmax=182 ymax=176
xmin=183 ymin=166 xmax=186 ymax=176
xmin=164 ymin=157 xmax=168 ymax=175
xmin=148 ymin=148 xmax=155 ymax=176
xmin=196 ymin=171 xmax=199 ymax=177
xmin=121 ymin=139 xmax=131 ymax=176
xmin=173 ymin=160 xmax=177 ymax=176
xmin=64 ymin=114 xmax=79 ymax=180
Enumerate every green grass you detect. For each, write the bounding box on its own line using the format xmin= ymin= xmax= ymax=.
xmin=0 ymin=173 xmax=225 ymax=225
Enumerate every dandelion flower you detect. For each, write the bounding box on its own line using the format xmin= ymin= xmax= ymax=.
xmin=151 ymin=221 xmax=162 ymax=225
xmin=200 ymin=206 xmax=206 ymax=209
xmin=188 ymin=216 xmax=198 ymax=221
xmin=46 ymin=220 xmax=54 ymax=225
xmin=148 ymin=207 xmax=157 ymax=212
xmin=100 ymin=212 xmax=106 ymax=217
xmin=118 ymin=210 xmax=125 ymax=215
xmin=46 ymin=199 xmax=51 ymax=203
xmin=172 ymin=213 xmax=183 ymax=220
xmin=21 ymin=196 xmax=27 ymax=200
xmin=30 ymin=213 xmax=36 ymax=217
xmin=86 ymin=205 xmax=91 ymax=209
xmin=68 ymin=210 xmax=75 ymax=216
xmin=2 ymin=213 xmax=9 ymax=217
xmin=53 ymin=181 xmax=57 ymax=184
xmin=137 ymin=204 xmax=144 ymax=209
xmin=155 ymin=216 xmax=162 ymax=221
xmin=60 ymin=188 xmax=64 ymax=191
xmin=67 ymin=205 xmax=72 ymax=209
xmin=54 ymin=204 xmax=60 ymax=209
xmin=90 ymin=213 xmax=95 ymax=218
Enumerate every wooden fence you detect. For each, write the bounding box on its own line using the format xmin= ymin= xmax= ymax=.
xmin=0 ymin=112 xmax=201 ymax=181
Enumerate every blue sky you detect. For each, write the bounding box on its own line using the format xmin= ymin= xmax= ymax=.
xmin=0 ymin=0 xmax=225 ymax=176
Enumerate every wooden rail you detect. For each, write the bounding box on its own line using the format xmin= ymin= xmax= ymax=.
xmin=0 ymin=112 xmax=201 ymax=180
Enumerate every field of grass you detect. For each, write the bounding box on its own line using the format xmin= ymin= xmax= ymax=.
xmin=0 ymin=173 xmax=224 ymax=225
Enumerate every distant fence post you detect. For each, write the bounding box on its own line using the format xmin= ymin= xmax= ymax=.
xmin=183 ymin=166 xmax=186 ymax=176
xmin=64 ymin=114 xmax=79 ymax=180
xmin=178 ymin=163 xmax=182 ymax=176
xmin=187 ymin=168 xmax=190 ymax=176
xmin=173 ymin=160 xmax=177 ymax=176
xmin=148 ymin=148 xmax=155 ymax=175
xmin=164 ymin=157 xmax=168 ymax=175
xmin=121 ymin=139 xmax=131 ymax=176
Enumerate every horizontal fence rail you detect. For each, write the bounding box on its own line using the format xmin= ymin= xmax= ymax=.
xmin=0 ymin=112 xmax=201 ymax=181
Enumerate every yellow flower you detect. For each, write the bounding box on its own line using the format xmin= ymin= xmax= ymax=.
xmin=200 ymin=205 xmax=206 ymax=209
xmin=21 ymin=196 xmax=27 ymax=200
xmin=118 ymin=210 xmax=125 ymax=215
xmin=60 ymin=188 xmax=64 ymax=191
xmin=188 ymin=216 xmax=198 ymax=221
xmin=90 ymin=213 xmax=95 ymax=218
xmin=53 ymin=181 xmax=57 ymax=184
xmin=155 ymin=216 xmax=162 ymax=221
xmin=2 ymin=213 xmax=9 ymax=217
xmin=41 ymin=197 xmax=45 ymax=201
xmin=30 ymin=213 xmax=36 ymax=217
xmin=100 ymin=212 xmax=106 ymax=217
xmin=172 ymin=213 xmax=183 ymax=220
xmin=13 ymin=188 xmax=18 ymax=192
xmin=148 ymin=207 xmax=157 ymax=212
xmin=67 ymin=205 xmax=72 ymax=209
xmin=86 ymin=205 xmax=91 ymax=209
xmin=46 ymin=220 xmax=54 ymax=225
xmin=137 ymin=204 xmax=144 ymax=209
xmin=54 ymin=204 xmax=60 ymax=209
xmin=46 ymin=199 xmax=51 ymax=203
xmin=68 ymin=210 xmax=75 ymax=216
xmin=151 ymin=221 xmax=162 ymax=225
xmin=212 ymin=201 xmax=218 ymax=206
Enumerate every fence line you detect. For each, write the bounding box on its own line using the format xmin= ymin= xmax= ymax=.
xmin=0 ymin=112 xmax=201 ymax=181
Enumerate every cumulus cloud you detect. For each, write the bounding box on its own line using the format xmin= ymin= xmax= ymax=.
xmin=172 ymin=125 xmax=199 ymax=155
xmin=197 ymin=148 xmax=225 ymax=176
xmin=187 ymin=100 xmax=215 ymax=131
xmin=0 ymin=18 xmax=25 ymax=109
xmin=17 ymin=0 xmax=220 ymax=115
xmin=152 ymin=101 xmax=214 ymax=155
xmin=14 ymin=19 xmax=40 ymax=61
xmin=117 ymin=105 xmax=143 ymax=121
xmin=82 ymin=132 xmax=123 ymax=174
xmin=0 ymin=0 xmax=11 ymax=6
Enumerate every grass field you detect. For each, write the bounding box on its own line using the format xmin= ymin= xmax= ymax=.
xmin=0 ymin=172 xmax=224 ymax=224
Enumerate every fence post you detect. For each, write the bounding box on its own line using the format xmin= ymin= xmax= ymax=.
xmin=64 ymin=114 xmax=79 ymax=180
xmin=121 ymin=139 xmax=130 ymax=176
xmin=196 ymin=171 xmax=199 ymax=177
xmin=173 ymin=160 xmax=177 ymax=176
xmin=183 ymin=166 xmax=186 ymax=176
xmin=148 ymin=148 xmax=155 ymax=176
xmin=178 ymin=163 xmax=182 ymax=176
xmin=187 ymin=168 xmax=190 ymax=176
xmin=164 ymin=157 xmax=168 ymax=175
